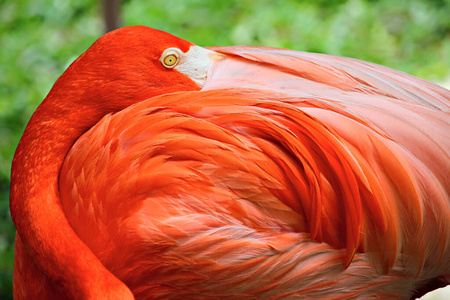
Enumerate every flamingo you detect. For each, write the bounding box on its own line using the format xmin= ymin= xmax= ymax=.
xmin=10 ymin=25 xmax=450 ymax=299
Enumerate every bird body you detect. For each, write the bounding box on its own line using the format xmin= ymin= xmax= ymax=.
xmin=10 ymin=26 xmax=450 ymax=299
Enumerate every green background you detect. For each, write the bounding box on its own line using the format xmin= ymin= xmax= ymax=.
xmin=1 ymin=0 xmax=449 ymax=297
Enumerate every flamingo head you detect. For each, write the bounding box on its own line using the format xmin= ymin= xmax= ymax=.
xmin=44 ymin=25 xmax=222 ymax=119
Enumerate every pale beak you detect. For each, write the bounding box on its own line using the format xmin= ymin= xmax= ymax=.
xmin=175 ymin=45 xmax=225 ymax=88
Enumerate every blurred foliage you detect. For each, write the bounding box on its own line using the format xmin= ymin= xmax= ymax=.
xmin=0 ymin=0 xmax=449 ymax=297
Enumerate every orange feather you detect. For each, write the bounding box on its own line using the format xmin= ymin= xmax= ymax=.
xmin=10 ymin=26 xmax=450 ymax=299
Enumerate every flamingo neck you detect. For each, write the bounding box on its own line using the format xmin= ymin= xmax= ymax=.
xmin=10 ymin=98 xmax=133 ymax=298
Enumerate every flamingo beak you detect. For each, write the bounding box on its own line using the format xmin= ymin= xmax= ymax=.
xmin=174 ymin=45 xmax=225 ymax=88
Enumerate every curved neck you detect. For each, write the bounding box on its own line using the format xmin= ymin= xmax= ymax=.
xmin=10 ymin=99 xmax=133 ymax=299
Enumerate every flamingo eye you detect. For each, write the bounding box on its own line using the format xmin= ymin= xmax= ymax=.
xmin=160 ymin=49 xmax=180 ymax=68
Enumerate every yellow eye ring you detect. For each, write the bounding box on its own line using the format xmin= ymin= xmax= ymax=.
xmin=163 ymin=54 xmax=178 ymax=67
xmin=160 ymin=49 xmax=180 ymax=68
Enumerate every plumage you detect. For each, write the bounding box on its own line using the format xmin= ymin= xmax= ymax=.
xmin=10 ymin=26 xmax=450 ymax=299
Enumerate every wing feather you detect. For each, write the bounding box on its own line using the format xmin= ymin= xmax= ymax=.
xmin=59 ymin=46 xmax=450 ymax=296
